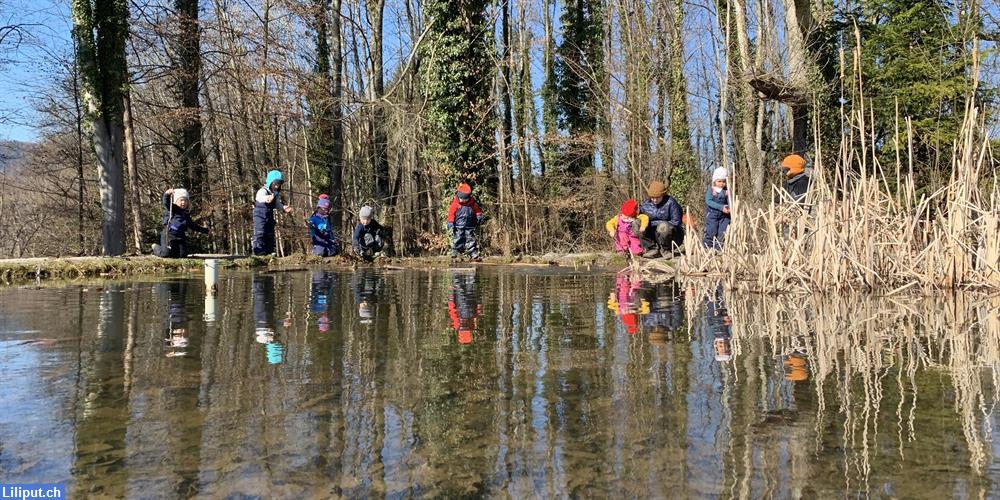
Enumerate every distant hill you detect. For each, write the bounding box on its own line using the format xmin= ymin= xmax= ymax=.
xmin=0 ymin=140 xmax=31 ymax=172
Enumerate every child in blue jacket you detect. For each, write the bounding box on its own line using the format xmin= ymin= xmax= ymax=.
xmin=308 ymin=195 xmax=339 ymax=257
xmin=703 ymin=167 xmax=730 ymax=249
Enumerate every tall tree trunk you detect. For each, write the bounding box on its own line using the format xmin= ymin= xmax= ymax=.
xmin=667 ymin=0 xmax=695 ymax=204
xmin=784 ymin=0 xmax=812 ymax=154
xmin=174 ymin=0 xmax=204 ymax=195
xmin=123 ymin=91 xmax=142 ymax=253
xmin=732 ymin=0 xmax=764 ymax=197
xmin=369 ymin=0 xmax=389 ymax=211
xmin=72 ymin=0 xmax=128 ymax=256
xmin=501 ymin=0 xmax=514 ymax=187
xmin=330 ymin=0 xmax=344 ymax=231
xmin=71 ymin=45 xmax=87 ymax=253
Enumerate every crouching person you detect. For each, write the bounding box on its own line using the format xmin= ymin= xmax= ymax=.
xmin=352 ymin=206 xmax=385 ymax=261
xmin=640 ymin=180 xmax=684 ymax=257
xmin=606 ymin=199 xmax=648 ymax=257
xmin=308 ymin=195 xmax=339 ymax=257
xmin=154 ymin=188 xmax=209 ymax=258
xmin=447 ymin=183 xmax=483 ymax=260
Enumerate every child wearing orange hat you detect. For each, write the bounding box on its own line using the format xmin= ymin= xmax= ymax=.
xmin=606 ymin=199 xmax=649 ymax=256
xmin=447 ymin=183 xmax=483 ymax=260
xmin=780 ymin=154 xmax=810 ymax=204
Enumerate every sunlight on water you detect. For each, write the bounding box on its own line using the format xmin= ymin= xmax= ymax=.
xmin=0 ymin=268 xmax=998 ymax=497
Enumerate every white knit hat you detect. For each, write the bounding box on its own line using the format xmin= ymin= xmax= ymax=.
xmin=172 ymin=188 xmax=190 ymax=203
xmin=711 ymin=167 xmax=729 ymax=183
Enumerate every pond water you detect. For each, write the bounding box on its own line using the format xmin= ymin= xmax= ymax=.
xmin=1 ymin=267 xmax=999 ymax=498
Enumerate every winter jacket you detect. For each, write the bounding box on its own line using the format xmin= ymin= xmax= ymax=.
xmin=704 ymin=187 xmax=730 ymax=219
xmin=162 ymin=193 xmax=208 ymax=240
xmin=308 ymin=213 xmax=337 ymax=248
xmin=606 ymin=214 xmax=649 ymax=255
xmin=447 ymin=196 xmax=483 ymax=229
xmin=352 ymin=219 xmax=385 ymax=253
xmin=784 ymin=173 xmax=810 ymax=204
xmin=640 ymin=196 xmax=682 ymax=228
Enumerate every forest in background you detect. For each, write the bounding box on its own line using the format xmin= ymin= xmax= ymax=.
xmin=0 ymin=0 xmax=997 ymax=257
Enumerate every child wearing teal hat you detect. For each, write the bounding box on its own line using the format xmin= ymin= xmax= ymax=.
xmin=253 ymin=169 xmax=294 ymax=255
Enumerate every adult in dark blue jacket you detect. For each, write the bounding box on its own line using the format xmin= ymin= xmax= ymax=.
xmin=154 ymin=188 xmax=209 ymax=258
xmin=639 ymin=180 xmax=684 ymax=257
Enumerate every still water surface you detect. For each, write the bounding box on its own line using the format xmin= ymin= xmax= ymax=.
xmin=1 ymin=268 xmax=999 ymax=498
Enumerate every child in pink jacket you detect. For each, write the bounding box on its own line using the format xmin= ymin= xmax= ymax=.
xmin=606 ymin=199 xmax=649 ymax=256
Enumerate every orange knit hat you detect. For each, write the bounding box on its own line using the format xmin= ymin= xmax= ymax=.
xmin=781 ymin=154 xmax=806 ymax=177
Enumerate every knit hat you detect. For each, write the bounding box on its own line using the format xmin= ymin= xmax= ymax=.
xmin=172 ymin=188 xmax=190 ymax=204
xmin=456 ymin=183 xmax=472 ymax=201
xmin=646 ymin=181 xmax=667 ymax=198
xmin=712 ymin=167 xmax=729 ymax=183
xmin=317 ymin=197 xmax=330 ymax=209
xmin=620 ymin=199 xmax=638 ymax=218
xmin=458 ymin=329 xmax=473 ymax=345
xmin=359 ymin=206 xmax=373 ymax=219
xmin=781 ymin=154 xmax=806 ymax=176
xmin=265 ymin=169 xmax=284 ymax=190
xmin=319 ymin=193 xmax=329 ymax=200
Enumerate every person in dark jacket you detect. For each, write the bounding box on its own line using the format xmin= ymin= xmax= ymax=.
xmin=308 ymin=195 xmax=339 ymax=257
xmin=639 ymin=180 xmax=684 ymax=257
xmin=447 ymin=183 xmax=483 ymax=260
xmin=253 ymin=169 xmax=294 ymax=256
xmin=153 ymin=188 xmax=209 ymax=258
xmin=779 ymin=154 xmax=810 ymax=205
xmin=352 ymin=206 xmax=385 ymax=261
xmin=703 ymin=167 xmax=731 ymax=249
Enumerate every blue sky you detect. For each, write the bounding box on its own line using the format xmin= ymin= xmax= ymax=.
xmin=0 ymin=0 xmax=74 ymax=142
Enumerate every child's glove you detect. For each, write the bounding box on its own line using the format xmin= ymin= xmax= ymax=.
xmin=447 ymin=222 xmax=454 ymax=232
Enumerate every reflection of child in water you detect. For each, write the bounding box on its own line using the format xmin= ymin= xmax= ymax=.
xmin=607 ymin=274 xmax=649 ymax=334
xmin=164 ymin=282 xmax=190 ymax=358
xmin=707 ymin=289 xmax=733 ymax=362
xmin=448 ymin=274 xmax=481 ymax=344
xmin=253 ymin=275 xmax=285 ymax=365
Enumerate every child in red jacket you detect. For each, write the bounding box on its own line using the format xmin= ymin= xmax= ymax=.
xmin=447 ymin=183 xmax=483 ymax=260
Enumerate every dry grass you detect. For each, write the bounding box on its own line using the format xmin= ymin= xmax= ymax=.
xmin=646 ymin=107 xmax=999 ymax=294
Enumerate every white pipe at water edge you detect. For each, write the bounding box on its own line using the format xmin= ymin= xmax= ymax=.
xmin=204 ymin=295 xmax=217 ymax=322
xmin=204 ymin=259 xmax=219 ymax=295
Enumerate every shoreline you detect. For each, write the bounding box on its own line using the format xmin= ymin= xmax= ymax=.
xmin=0 ymin=253 xmax=633 ymax=285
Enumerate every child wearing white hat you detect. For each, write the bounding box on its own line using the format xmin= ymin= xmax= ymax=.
xmin=153 ymin=188 xmax=210 ymax=258
xmin=703 ymin=167 xmax=731 ymax=250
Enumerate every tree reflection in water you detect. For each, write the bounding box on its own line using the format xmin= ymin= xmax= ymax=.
xmin=0 ymin=270 xmax=998 ymax=497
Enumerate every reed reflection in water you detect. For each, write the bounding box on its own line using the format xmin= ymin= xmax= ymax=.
xmin=0 ymin=268 xmax=998 ymax=497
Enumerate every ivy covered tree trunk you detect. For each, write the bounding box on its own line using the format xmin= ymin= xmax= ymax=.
xmin=667 ymin=0 xmax=696 ymax=205
xmin=555 ymin=0 xmax=604 ymax=176
xmin=71 ymin=0 xmax=128 ymax=256
xmin=307 ymin=0 xmax=333 ymax=193
xmin=421 ymin=0 xmax=497 ymax=193
xmin=172 ymin=0 xmax=203 ymax=195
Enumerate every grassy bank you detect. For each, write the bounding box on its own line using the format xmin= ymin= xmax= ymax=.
xmin=0 ymin=252 xmax=629 ymax=285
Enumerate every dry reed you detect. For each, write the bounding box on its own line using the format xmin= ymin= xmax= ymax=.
xmin=645 ymin=106 xmax=998 ymax=294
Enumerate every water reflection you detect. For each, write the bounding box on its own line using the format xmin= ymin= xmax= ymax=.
xmin=162 ymin=281 xmax=190 ymax=357
xmin=447 ymin=272 xmax=481 ymax=344
xmin=252 ymin=274 xmax=284 ymax=364
xmin=0 ymin=270 xmax=999 ymax=497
